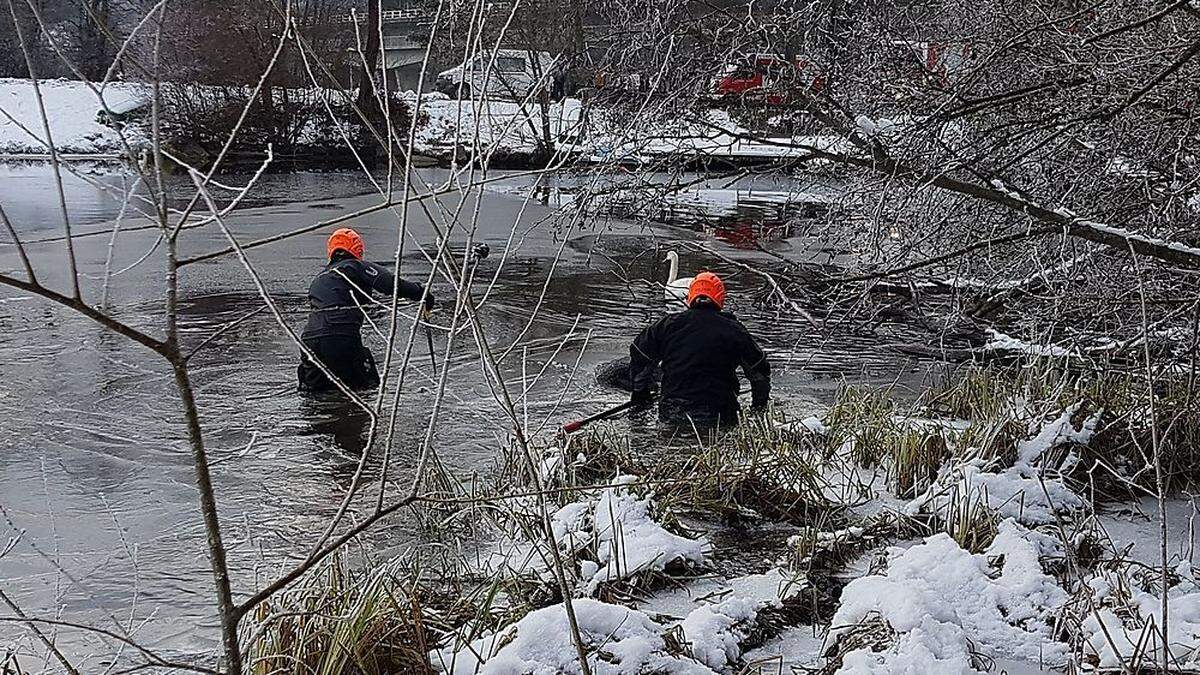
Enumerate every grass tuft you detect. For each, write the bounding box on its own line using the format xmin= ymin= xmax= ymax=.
xmin=245 ymin=553 xmax=434 ymax=675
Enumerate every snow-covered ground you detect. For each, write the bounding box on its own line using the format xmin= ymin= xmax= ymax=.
xmin=402 ymin=91 xmax=585 ymax=158
xmin=0 ymin=78 xmax=146 ymax=155
xmin=427 ymin=395 xmax=1200 ymax=675
xmin=0 ymin=78 xmax=847 ymax=165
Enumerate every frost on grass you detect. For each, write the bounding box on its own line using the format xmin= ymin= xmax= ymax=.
xmin=1078 ymin=560 xmax=1200 ymax=670
xmin=828 ymin=520 xmax=1067 ymax=674
xmin=907 ymin=406 xmax=1096 ymax=526
xmin=485 ymin=475 xmax=709 ymax=595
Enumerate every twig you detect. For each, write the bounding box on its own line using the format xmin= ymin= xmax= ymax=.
xmin=0 ymin=203 xmax=36 ymax=284
xmin=0 ymin=589 xmax=80 ymax=675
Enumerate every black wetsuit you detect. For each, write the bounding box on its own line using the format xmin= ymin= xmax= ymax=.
xmin=298 ymin=252 xmax=426 ymax=392
xmin=629 ymin=303 xmax=771 ymax=427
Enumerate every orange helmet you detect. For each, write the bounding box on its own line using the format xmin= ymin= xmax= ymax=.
xmin=687 ymin=271 xmax=726 ymax=309
xmin=327 ymin=228 xmax=364 ymax=260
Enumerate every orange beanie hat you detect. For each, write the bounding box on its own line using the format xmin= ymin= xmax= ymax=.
xmin=327 ymin=228 xmax=365 ymax=260
xmin=687 ymin=272 xmax=726 ymax=309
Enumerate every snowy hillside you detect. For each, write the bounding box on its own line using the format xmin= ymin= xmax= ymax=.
xmin=0 ymin=78 xmax=146 ymax=156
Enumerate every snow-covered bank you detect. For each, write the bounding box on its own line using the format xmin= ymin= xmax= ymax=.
xmin=483 ymin=473 xmax=709 ymax=595
xmin=431 ymin=595 xmax=774 ymax=675
xmin=403 ymin=91 xmax=584 ymax=159
xmin=829 ymin=522 xmax=1068 ymax=673
xmin=584 ymin=107 xmax=848 ymax=166
xmin=0 ymin=78 xmax=145 ymax=156
xmin=0 ymin=78 xmax=847 ymax=167
xmin=400 ymin=92 xmax=849 ymax=166
xmin=418 ymin=363 xmax=1200 ymax=675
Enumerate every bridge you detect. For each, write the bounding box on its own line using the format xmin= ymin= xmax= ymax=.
xmin=334 ymin=3 xmax=518 ymax=25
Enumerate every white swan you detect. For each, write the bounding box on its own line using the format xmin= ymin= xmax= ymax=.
xmin=663 ymin=250 xmax=693 ymax=304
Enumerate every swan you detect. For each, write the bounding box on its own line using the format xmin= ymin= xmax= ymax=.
xmin=663 ymin=250 xmax=693 ymax=304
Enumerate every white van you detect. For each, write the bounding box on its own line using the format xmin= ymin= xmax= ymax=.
xmin=435 ymin=49 xmax=559 ymax=100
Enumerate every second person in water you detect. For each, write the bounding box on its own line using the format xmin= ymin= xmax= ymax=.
xmin=629 ymin=271 xmax=771 ymax=428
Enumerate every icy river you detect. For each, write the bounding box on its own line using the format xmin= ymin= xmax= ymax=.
xmin=5 ymin=161 xmax=1200 ymax=674
xmin=0 ymin=162 xmax=938 ymax=663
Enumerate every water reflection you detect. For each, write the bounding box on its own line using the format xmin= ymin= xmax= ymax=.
xmin=298 ymin=394 xmax=373 ymax=459
xmin=0 ymin=161 xmax=389 ymax=234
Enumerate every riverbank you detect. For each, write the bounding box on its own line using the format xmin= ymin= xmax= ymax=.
xmin=0 ymin=78 xmax=848 ymax=170
xmin=240 ymin=362 xmax=1200 ymax=674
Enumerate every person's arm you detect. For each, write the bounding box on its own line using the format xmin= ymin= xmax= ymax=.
xmin=629 ymin=320 xmax=663 ymax=403
xmin=739 ymin=328 xmax=771 ymax=410
xmin=364 ymin=262 xmax=432 ymax=308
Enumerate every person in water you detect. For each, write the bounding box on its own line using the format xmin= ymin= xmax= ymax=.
xmin=298 ymin=228 xmax=434 ymax=392
xmin=629 ymin=271 xmax=771 ymax=428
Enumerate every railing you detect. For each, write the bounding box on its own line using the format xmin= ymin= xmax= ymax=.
xmin=332 ymin=3 xmax=515 ymax=24
xmin=332 ymin=8 xmax=431 ymax=24
xmin=381 ymin=8 xmax=429 ymax=22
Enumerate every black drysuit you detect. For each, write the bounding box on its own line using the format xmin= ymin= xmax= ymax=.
xmin=629 ymin=303 xmax=771 ymax=427
xmin=298 ymin=252 xmax=426 ymax=392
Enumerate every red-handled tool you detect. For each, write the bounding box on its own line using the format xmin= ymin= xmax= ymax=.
xmin=561 ymin=400 xmax=638 ymax=434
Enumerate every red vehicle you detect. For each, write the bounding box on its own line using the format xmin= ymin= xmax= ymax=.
xmin=711 ymin=54 xmax=824 ymax=105
xmin=890 ymin=41 xmax=972 ymax=86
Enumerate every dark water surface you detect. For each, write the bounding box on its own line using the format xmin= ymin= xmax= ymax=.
xmin=0 ymin=163 xmax=933 ymax=667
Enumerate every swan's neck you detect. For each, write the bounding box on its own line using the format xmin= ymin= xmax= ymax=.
xmin=667 ymin=254 xmax=679 ymax=284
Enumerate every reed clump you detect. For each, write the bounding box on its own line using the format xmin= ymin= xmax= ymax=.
xmin=926 ymin=363 xmax=1200 ymax=493
xmin=566 ymin=413 xmax=840 ymax=527
xmin=245 ymin=553 xmax=434 ymax=675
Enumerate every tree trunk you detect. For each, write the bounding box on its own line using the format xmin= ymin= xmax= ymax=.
xmin=356 ymin=0 xmax=381 ymax=119
xmin=79 ymin=0 xmax=112 ymax=81
xmin=528 ymin=48 xmax=555 ymax=164
xmin=171 ymin=357 xmax=243 ymax=675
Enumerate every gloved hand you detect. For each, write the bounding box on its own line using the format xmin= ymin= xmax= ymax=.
xmin=422 ymin=292 xmax=436 ymax=311
xmin=631 ymin=389 xmax=654 ymax=406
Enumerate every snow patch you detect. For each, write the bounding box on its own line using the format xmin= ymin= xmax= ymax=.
xmin=680 ymin=597 xmax=771 ymax=671
xmin=588 ymin=477 xmax=709 ymax=593
xmin=482 ymin=475 xmax=709 ymax=595
xmin=984 ymin=329 xmax=1076 ymax=358
xmin=0 ymin=78 xmax=147 ymax=155
xmin=430 ymin=598 xmax=719 ymax=675
xmin=907 ymin=459 xmax=1086 ymax=526
xmin=828 ymin=521 xmax=1068 ymax=674
xmin=1079 ymin=561 xmax=1200 ymax=669
xmin=1014 ymin=404 xmax=1099 ymax=472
